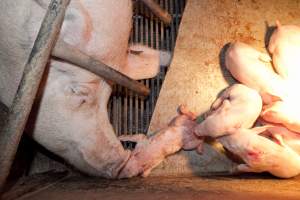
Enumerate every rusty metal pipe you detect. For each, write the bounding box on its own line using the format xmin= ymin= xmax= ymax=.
xmin=52 ymin=40 xmax=150 ymax=96
xmin=140 ymin=0 xmax=172 ymax=25
xmin=0 ymin=0 xmax=70 ymax=192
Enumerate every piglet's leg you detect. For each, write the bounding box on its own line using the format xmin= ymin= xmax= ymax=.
xmin=178 ymin=104 xmax=198 ymax=120
xmin=122 ymin=44 xmax=171 ymax=80
xmin=261 ymin=101 xmax=300 ymax=133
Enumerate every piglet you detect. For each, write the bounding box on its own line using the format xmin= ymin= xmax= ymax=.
xmin=225 ymin=42 xmax=287 ymax=104
xmin=259 ymin=21 xmax=300 ymax=133
xmin=219 ymin=127 xmax=300 ymax=178
xmin=261 ymin=100 xmax=300 ymax=133
xmin=118 ymin=105 xmax=202 ymax=178
xmin=193 ymin=84 xmax=262 ymax=138
xmin=268 ymin=21 xmax=300 ymax=81
xmin=187 ymin=83 xmax=300 ymax=178
xmin=190 ymin=82 xmax=300 ymax=178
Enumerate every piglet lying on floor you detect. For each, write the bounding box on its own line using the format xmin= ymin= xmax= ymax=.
xmin=118 ymin=105 xmax=202 ymax=178
xmin=260 ymin=21 xmax=300 ymax=133
xmin=268 ymin=21 xmax=300 ymax=81
xmin=189 ymin=84 xmax=300 ymax=178
xmin=219 ymin=127 xmax=300 ymax=178
xmin=193 ymin=84 xmax=262 ymax=138
xmin=225 ymin=42 xmax=287 ymax=104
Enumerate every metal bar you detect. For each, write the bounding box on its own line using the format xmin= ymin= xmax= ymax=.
xmin=174 ymin=0 xmax=180 ymax=40
xmin=128 ymin=17 xmax=135 ymax=149
xmin=144 ymin=16 xmax=150 ymax=131
xmin=123 ymin=88 xmax=128 ymax=135
xmin=156 ymin=4 xmax=161 ymax=101
xmin=118 ymin=85 xmax=122 ymax=136
xmin=135 ymin=16 xmax=140 ymax=134
xmin=0 ymin=0 xmax=70 ymax=192
xmin=140 ymin=5 xmax=145 ymax=134
xmin=165 ymin=0 xmax=171 ymax=52
xmin=150 ymin=15 xmax=155 ymax=114
xmin=53 ymin=40 xmax=150 ymax=97
xmin=170 ymin=0 xmax=176 ymax=49
xmin=112 ymin=86 xmax=118 ymax=135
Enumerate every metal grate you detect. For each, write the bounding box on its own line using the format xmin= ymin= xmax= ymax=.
xmin=109 ymin=0 xmax=186 ymax=137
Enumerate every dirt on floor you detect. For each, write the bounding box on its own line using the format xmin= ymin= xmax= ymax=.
xmin=3 ymin=171 xmax=300 ymax=200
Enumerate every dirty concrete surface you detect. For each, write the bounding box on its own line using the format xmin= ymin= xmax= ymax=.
xmin=3 ymin=172 xmax=300 ymax=200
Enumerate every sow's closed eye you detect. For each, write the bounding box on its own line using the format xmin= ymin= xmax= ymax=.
xmin=66 ymin=83 xmax=96 ymax=108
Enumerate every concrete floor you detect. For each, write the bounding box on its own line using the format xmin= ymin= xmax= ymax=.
xmin=3 ymin=171 xmax=300 ymax=200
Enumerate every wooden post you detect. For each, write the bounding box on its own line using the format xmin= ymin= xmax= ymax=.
xmin=0 ymin=0 xmax=70 ymax=192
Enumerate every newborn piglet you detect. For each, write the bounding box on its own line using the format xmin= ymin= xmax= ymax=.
xmin=186 ymin=83 xmax=300 ymax=178
xmin=263 ymin=22 xmax=300 ymax=130
xmin=225 ymin=42 xmax=287 ymax=104
xmin=268 ymin=21 xmax=300 ymax=81
xmin=193 ymin=84 xmax=262 ymax=138
xmin=219 ymin=127 xmax=300 ymax=178
xmin=118 ymin=106 xmax=202 ymax=178
xmin=261 ymin=100 xmax=300 ymax=133
xmin=192 ymin=83 xmax=300 ymax=178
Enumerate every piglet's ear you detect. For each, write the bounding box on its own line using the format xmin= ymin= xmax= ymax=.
xmin=260 ymin=92 xmax=281 ymax=104
xmin=123 ymin=44 xmax=171 ymax=80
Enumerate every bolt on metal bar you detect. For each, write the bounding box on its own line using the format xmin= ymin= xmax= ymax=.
xmin=0 ymin=0 xmax=70 ymax=192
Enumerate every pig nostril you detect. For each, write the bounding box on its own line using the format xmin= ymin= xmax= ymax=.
xmin=121 ymin=141 xmax=137 ymax=150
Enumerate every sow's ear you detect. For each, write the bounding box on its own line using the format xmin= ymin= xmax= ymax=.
xmin=123 ymin=44 xmax=172 ymax=80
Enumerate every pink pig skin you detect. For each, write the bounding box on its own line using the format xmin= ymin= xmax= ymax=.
xmin=194 ymin=84 xmax=262 ymax=138
xmin=259 ymin=124 xmax=300 ymax=155
xmin=189 ymin=82 xmax=300 ymax=178
xmin=118 ymin=106 xmax=202 ymax=178
xmin=225 ymin=42 xmax=287 ymax=104
xmin=0 ymin=0 xmax=170 ymax=178
xmin=219 ymin=127 xmax=300 ymax=178
xmin=268 ymin=21 xmax=300 ymax=81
